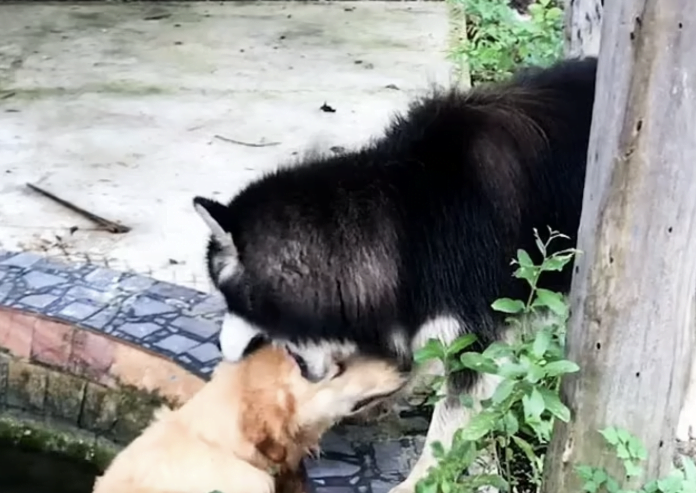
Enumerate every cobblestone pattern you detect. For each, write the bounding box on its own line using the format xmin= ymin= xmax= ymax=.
xmin=0 ymin=250 xmax=426 ymax=492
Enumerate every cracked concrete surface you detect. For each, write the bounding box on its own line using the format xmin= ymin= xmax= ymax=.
xmin=0 ymin=1 xmax=453 ymax=291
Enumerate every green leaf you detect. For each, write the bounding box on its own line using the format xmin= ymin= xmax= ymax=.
xmin=482 ymin=341 xmax=513 ymax=359
xmin=424 ymin=393 xmax=443 ymax=407
xmin=446 ymin=333 xmax=478 ymax=355
xmin=644 ymin=479 xmax=660 ymax=493
xmin=538 ymin=387 xmax=571 ymax=422
xmin=446 ymin=359 xmax=464 ymax=373
xmin=413 ymin=338 xmax=446 ymax=363
xmin=535 ymin=288 xmax=568 ymax=316
xmin=415 ymin=479 xmax=438 ymax=493
xmin=624 ymin=460 xmax=642 ymax=478
xmin=414 ymin=338 xmax=445 ymax=364
xmin=460 ymin=393 xmax=475 ymax=408
xmin=430 ymin=440 xmax=445 ymax=459
xmin=626 ymin=435 xmax=647 ymax=460
xmin=503 ymin=411 xmax=519 ymax=435
xmin=491 ymin=298 xmax=526 ymax=314
xmin=460 ymin=352 xmax=500 ymax=374
xmin=523 ymin=387 xmax=546 ymax=419
xmin=605 ymin=476 xmax=621 ymax=493
xmin=542 ymin=253 xmax=575 ymax=272
xmin=582 ymin=480 xmax=597 ymax=493
xmin=681 ymin=455 xmax=696 ymax=483
xmin=459 ymin=409 xmax=500 ymax=441
xmin=616 ymin=443 xmax=630 ymax=460
xmin=498 ymin=362 xmax=528 ymax=379
xmin=592 ymin=468 xmax=608 ymax=484
xmin=532 ymin=328 xmax=552 ymax=358
xmin=544 ymin=359 xmax=580 ymax=376
xmin=616 ymin=427 xmax=632 ymax=444
xmin=491 ymin=378 xmax=515 ymax=404
xmin=517 ymin=249 xmax=534 ymax=268
xmin=600 ymin=427 xmax=621 ymax=446
xmin=511 ymin=435 xmax=538 ymax=467
xmin=576 ymin=465 xmax=595 ymax=481
xmin=547 ymin=7 xmax=563 ymax=20
xmin=525 ymin=362 xmax=547 ymax=384
xmin=514 ymin=265 xmax=538 ymax=284
xmin=658 ymin=474 xmax=686 ymax=493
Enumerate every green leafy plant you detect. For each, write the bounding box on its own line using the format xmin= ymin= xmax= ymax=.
xmin=448 ymin=0 xmax=564 ymax=84
xmin=412 ymin=226 xmax=696 ymax=493
xmin=414 ymin=228 xmax=581 ymax=493
xmin=576 ymin=427 xmax=696 ymax=493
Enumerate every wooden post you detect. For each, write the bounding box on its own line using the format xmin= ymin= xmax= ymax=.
xmin=542 ymin=2 xmax=696 ymax=492
xmin=563 ymin=0 xmax=603 ymax=57
xmin=447 ymin=0 xmax=471 ymax=89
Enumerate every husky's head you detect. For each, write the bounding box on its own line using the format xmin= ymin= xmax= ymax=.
xmin=193 ymin=195 xmax=370 ymax=382
xmin=193 ymin=183 xmax=409 ymax=384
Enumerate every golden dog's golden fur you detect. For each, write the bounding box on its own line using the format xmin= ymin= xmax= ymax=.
xmin=92 ymin=342 xmax=407 ymax=493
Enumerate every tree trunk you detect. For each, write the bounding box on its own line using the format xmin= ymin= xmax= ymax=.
xmin=563 ymin=0 xmax=603 ymax=57
xmin=447 ymin=0 xmax=471 ymax=89
xmin=543 ymin=2 xmax=696 ymax=492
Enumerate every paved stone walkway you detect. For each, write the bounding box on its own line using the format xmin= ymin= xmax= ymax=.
xmin=0 ymin=249 xmax=428 ymax=492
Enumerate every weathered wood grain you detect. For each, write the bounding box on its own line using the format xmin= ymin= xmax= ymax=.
xmin=564 ymin=0 xmax=603 ymax=57
xmin=543 ymin=1 xmax=696 ymax=491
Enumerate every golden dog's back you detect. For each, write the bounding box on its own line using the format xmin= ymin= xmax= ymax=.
xmin=92 ymin=348 xmax=289 ymax=493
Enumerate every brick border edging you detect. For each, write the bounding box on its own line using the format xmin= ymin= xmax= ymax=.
xmin=0 ymin=250 xmax=225 ymax=380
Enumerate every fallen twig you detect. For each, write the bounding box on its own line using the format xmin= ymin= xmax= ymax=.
xmin=213 ymin=134 xmax=280 ymax=148
xmin=1 ymin=92 xmax=16 ymax=100
xmin=143 ymin=13 xmax=171 ymax=21
xmin=26 ymin=182 xmax=131 ymax=234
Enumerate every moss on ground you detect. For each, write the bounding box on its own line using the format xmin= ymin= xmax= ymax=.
xmin=0 ymin=411 xmax=121 ymax=472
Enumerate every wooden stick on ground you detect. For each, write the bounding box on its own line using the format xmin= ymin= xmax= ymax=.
xmin=213 ymin=134 xmax=280 ymax=147
xmin=26 ymin=182 xmax=131 ymax=234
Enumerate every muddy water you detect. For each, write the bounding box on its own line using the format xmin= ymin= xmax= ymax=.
xmin=0 ymin=443 xmax=98 ymax=493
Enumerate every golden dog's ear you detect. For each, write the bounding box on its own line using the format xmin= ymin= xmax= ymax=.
xmin=244 ymin=414 xmax=288 ymax=463
xmin=256 ymin=435 xmax=288 ymax=464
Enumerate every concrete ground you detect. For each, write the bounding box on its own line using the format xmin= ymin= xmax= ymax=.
xmin=0 ymin=1 xmax=453 ymax=292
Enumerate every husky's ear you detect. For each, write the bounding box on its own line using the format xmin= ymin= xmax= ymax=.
xmin=193 ymin=196 xmax=234 ymax=247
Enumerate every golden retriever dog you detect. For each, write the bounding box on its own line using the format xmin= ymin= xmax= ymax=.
xmin=92 ymin=339 xmax=408 ymax=493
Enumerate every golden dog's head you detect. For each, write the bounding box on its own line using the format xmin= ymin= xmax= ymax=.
xmin=90 ymin=338 xmax=408 ymax=493
xmin=223 ymin=340 xmax=409 ymax=483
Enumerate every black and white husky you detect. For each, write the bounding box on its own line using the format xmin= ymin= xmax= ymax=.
xmin=193 ymin=57 xmax=598 ymax=492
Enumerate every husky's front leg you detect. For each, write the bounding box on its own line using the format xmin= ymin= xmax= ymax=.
xmin=389 ymin=373 xmax=502 ymax=493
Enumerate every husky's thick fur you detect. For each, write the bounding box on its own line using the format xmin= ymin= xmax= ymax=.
xmin=192 ymin=57 xmax=598 ymax=492
xmin=92 ymin=341 xmax=408 ymax=493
